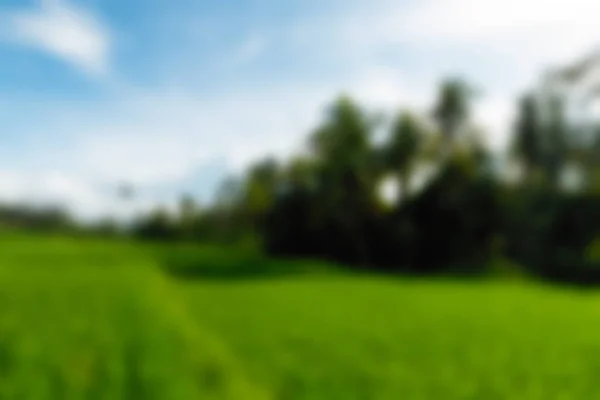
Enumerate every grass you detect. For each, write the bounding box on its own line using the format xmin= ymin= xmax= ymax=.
xmin=2 ymin=234 xmax=600 ymax=398
xmin=0 ymin=235 xmax=266 ymax=399
xmin=183 ymin=277 xmax=600 ymax=399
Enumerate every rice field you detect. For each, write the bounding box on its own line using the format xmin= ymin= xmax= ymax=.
xmin=1 ymin=235 xmax=600 ymax=399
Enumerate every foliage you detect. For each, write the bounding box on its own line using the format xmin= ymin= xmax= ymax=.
xmin=432 ymin=78 xmax=474 ymax=149
xmin=18 ymin=51 xmax=600 ymax=285
xmin=127 ymin=65 xmax=600 ymax=284
xmin=0 ymin=204 xmax=74 ymax=233
xmin=382 ymin=111 xmax=424 ymax=202
xmin=154 ymin=243 xmax=317 ymax=279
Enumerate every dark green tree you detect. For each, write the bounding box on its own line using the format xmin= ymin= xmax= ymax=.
xmin=512 ymin=94 xmax=542 ymax=185
xmin=178 ymin=194 xmax=197 ymax=239
xmin=384 ymin=111 xmax=423 ymax=204
xmin=309 ymin=96 xmax=379 ymax=266
xmin=543 ymin=95 xmax=568 ymax=189
xmin=433 ymin=78 xmax=473 ymax=154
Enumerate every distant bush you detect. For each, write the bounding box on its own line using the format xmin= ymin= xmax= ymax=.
xmin=0 ymin=204 xmax=75 ymax=233
xmin=155 ymin=244 xmax=335 ymax=279
xmin=504 ymin=191 xmax=600 ymax=285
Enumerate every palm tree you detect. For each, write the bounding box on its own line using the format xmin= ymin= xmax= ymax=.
xmin=243 ymin=158 xmax=280 ymax=229
xmin=384 ymin=111 xmax=423 ymax=204
xmin=309 ymin=96 xmax=377 ymax=266
xmin=512 ymin=94 xmax=542 ymax=185
xmin=433 ymin=79 xmax=474 ymax=157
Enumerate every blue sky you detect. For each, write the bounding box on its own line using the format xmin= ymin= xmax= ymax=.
xmin=0 ymin=0 xmax=598 ymax=219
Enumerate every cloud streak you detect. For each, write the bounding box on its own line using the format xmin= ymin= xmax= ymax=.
xmin=8 ymin=0 xmax=110 ymax=76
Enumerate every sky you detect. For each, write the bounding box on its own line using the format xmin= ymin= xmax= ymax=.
xmin=0 ymin=0 xmax=599 ymax=220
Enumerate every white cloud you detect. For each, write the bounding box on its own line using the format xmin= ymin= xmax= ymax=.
xmin=64 ymin=86 xmax=328 ymax=185
xmin=340 ymin=0 xmax=600 ymax=84
xmin=0 ymin=169 xmax=167 ymax=221
xmin=0 ymin=171 xmax=25 ymax=203
xmin=78 ymin=65 xmax=427 ymax=182
xmin=348 ymin=66 xmax=408 ymax=110
xmin=0 ymin=66 xmax=415 ymax=219
xmin=475 ymin=96 xmax=516 ymax=150
xmin=398 ymin=0 xmax=600 ymax=80
xmin=399 ymin=0 xmax=598 ymax=41
xmin=0 ymin=83 xmax=330 ymax=220
xmin=9 ymin=0 xmax=110 ymax=75
xmin=0 ymin=171 xmax=100 ymax=217
xmin=327 ymin=0 xmax=600 ymax=53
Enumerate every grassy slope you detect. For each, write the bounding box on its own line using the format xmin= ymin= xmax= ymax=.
xmin=0 ymin=235 xmax=267 ymax=400
xmin=183 ymin=276 xmax=600 ymax=400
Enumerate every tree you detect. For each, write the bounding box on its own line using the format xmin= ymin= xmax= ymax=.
xmin=384 ymin=111 xmax=423 ymax=204
xmin=132 ymin=206 xmax=176 ymax=240
xmin=284 ymin=156 xmax=318 ymax=191
xmin=512 ymin=94 xmax=542 ymax=185
xmin=210 ymin=177 xmax=246 ymax=243
xmin=243 ymin=158 xmax=280 ymax=228
xmin=433 ymin=78 xmax=473 ymax=154
xmin=310 ymin=96 xmax=375 ymax=178
xmin=309 ymin=96 xmax=379 ymax=266
xmin=543 ymin=96 xmax=568 ymax=189
xmin=178 ymin=194 xmax=197 ymax=239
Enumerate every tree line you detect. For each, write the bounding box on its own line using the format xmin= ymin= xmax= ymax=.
xmin=133 ymin=51 xmax=600 ymax=284
xmin=4 ymin=53 xmax=599 ymax=284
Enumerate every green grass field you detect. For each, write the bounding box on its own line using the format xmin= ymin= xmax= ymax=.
xmin=0 ymin=236 xmax=266 ymax=399
xmin=1 ymin=235 xmax=600 ymax=399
